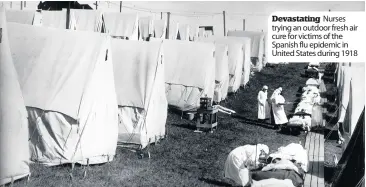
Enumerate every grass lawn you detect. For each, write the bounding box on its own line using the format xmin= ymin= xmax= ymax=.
xmin=13 ymin=63 xmax=309 ymax=187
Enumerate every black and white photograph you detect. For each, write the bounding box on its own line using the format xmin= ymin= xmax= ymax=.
xmin=0 ymin=1 xmax=365 ymax=187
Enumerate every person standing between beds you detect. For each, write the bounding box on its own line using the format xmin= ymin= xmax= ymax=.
xmin=257 ymin=85 xmax=270 ymax=123
xmin=273 ymin=89 xmax=290 ymax=131
xmin=270 ymin=87 xmax=282 ymax=125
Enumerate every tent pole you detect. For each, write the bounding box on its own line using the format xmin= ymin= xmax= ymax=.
xmin=243 ymin=19 xmax=245 ymax=31
xmin=66 ymin=1 xmax=70 ymax=29
xmin=166 ymin=12 xmax=170 ymax=39
xmin=223 ymin=11 xmax=226 ymax=36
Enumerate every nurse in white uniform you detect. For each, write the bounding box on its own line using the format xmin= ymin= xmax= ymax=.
xmin=270 ymin=87 xmax=282 ymax=125
xmin=273 ymin=89 xmax=289 ymax=130
xmin=257 ymin=85 xmax=270 ymax=122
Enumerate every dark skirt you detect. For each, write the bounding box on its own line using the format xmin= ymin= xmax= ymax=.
xmin=270 ymin=105 xmax=275 ymax=125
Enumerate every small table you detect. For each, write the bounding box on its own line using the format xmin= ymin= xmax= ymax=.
xmin=195 ymin=108 xmax=218 ymax=133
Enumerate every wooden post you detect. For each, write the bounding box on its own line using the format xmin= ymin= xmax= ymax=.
xmin=120 ymin=1 xmax=122 ymax=12
xmin=243 ymin=19 xmax=245 ymax=31
xmin=10 ymin=1 xmax=12 ymax=9
xmin=24 ymin=1 xmax=26 ymax=7
xmin=223 ymin=11 xmax=226 ymax=36
xmin=20 ymin=1 xmax=23 ymax=10
xmin=160 ymin=12 xmax=162 ymax=20
xmin=95 ymin=1 xmax=98 ymax=10
xmin=166 ymin=12 xmax=170 ymax=39
xmin=66 ymin=2 xmax=70 ymax=29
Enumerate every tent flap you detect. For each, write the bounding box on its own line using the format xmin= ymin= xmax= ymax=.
xmin=104 ymin=12 xmax=138 ymax=38
xmin=0 ymin=9 xmax=30 ymax=185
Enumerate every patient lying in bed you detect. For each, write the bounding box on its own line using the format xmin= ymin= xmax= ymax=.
xmin=288 ymin=115 xmax=312 ymax=131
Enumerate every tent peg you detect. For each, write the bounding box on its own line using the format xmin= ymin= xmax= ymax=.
xmin=27 ymin=173 xmax=31 ymax=183
xmin=83 ymin=158 xmax=89 ymax=178
xmin=10 ymin=177 xmax=14 ymax=187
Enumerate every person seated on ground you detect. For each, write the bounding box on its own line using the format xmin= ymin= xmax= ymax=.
xmin=273 ymin=89 xmax=291 ymax=131
xmin=257 ymin=85 xmax=271 ymax=123
xmin=224 ymin=144 xmax=269 ymax=187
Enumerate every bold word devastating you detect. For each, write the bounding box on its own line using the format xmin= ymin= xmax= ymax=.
xmin=272 ymin=49 xmax=358 ymax=58
xmin=272 ymin=15 xmax=321 ymax=24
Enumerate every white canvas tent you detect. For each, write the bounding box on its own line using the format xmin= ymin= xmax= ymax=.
xmin=70 ymin=9 xmax=103 ymax=32
xmin=336 ymin=62 xmax=347 ymax=89
xmin=41 ymin=10 xmax=67 ymax=29
xmin=104 ymin=12 xmax=138 ymax=40
xmin=338 ymin=65 xmax=352 ymax=123
xmin=152 ymin=19 xmax=167 ymax=39
xmin=5 ymin=9 xmax=35 ymax=25
xmin=227 ymin=31 xmax=265 ymax=72
xmin=198 ymin=36 xmax=244 ymax=93
xmin=189 ymin=24 xmax=199 ymax=41
xmin=111 ymin=39 xmax=167 ymax=148
xmin=195 ymin=38 xmax=229 ymax=102
xmin=168 ymin=22 xmax=179 ymax=40
xmin=212 ymin=44 xmax=229 ymax=102
xmin=0 ymin=9 xmax=30 ymax=186
xmin=8 ymin=23 xmax=119 ymax=166
xmin=340 ymin=63 xmax=365 ymax=149
xmin=139 ymin=17 xmax=153 ymax=40
xmin=33 ymin=10 xmax=42 ymax=26
xmin=178 ymin=23 xmax=190 ymax=41
xmin=159 ymin=39 xmax=216 ymax=111
xmin=205 ymin=36 xmax=251 ymax=87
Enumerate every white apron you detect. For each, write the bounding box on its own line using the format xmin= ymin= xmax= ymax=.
xmin=257 ymin=91 xmax=270 ymax=119
xmin=273 ymin=95 xmax=288 ymax=124
xmin=224 ymin=144 xmax=269 ymax=186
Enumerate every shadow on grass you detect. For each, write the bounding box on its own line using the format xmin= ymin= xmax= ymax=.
xmin=325 ymin=164 xmax=337 ymax=183
xmin=324 ymin=127 xmax=339 ymax=141
xmin=323 ymin=113 xmax=338 ymax=125
xmin=170 ymin=123 xmax=197 ymax=130
xmin=199 ymin=177 xmax=237 ymax=187
xmin=276 ymin=127 xmax=302 ymax=136
xmin=230 ymin=113 xmax=275 ymax=130
xmin=300 ymin=73 xmax=308 ymax=78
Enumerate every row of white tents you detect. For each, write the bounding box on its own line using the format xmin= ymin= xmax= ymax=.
xmin=1 ymin=8 xmax=267 ymax=185
xmin=5 ymin=8 xmax=267 ymax=69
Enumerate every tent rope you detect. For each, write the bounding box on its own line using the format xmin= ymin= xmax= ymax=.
xmin=119 ymin=110 xmax=142 ymax=146
xmin=28 ymin=110 xmax=56 ymax=161
xmin=28 ymin=110 xmax=46 ymax=141
xmin=324 ymin=103 xmax=341 ymax=141
xmin=356 ymin=176 xmax=365 ymax=187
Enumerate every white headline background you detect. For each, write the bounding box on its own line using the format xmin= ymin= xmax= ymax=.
xmin=267 ymin=12 xmax=365 ymax=63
